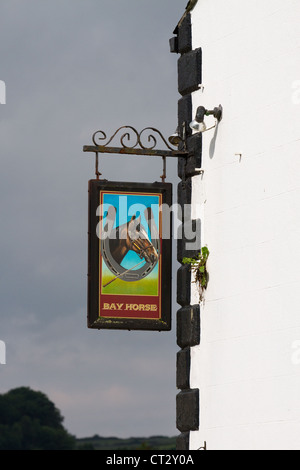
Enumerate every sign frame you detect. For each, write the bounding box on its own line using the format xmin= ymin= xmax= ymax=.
xmin=88 ymin=180 xmax=172 ymax=331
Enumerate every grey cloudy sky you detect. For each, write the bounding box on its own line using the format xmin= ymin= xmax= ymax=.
xmin=0 ymin=0 xmax=186 ymax=437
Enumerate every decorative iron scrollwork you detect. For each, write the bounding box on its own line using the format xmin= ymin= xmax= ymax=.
xmin=93 ymin=126 xmax=139 ymax=149
xmin=92 ymin=126 xmax=178 ymax=151
xmin=84 ymin=124 xmax=188 ymax=182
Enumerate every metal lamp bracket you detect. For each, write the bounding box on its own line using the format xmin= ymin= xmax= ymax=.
xmin=83 ymin=126 xmax=188 ymax=183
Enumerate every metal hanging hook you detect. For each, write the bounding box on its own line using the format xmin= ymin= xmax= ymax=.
xmin=95 ymin=152 xmax=102 ymax=180
xmin=160 ymin=156 xmax=166 ymax=183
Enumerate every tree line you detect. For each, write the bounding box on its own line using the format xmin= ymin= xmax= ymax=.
xmin=0 ymin=387 xmax=176 ymax=450
xmin=0 ymin=387 xmax=75 ymax=450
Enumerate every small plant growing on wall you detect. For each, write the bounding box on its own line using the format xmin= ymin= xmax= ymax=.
xmin=182 ymin=246 xmax=210 ymax=302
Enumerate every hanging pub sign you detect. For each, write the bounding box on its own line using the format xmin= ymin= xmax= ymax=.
xmin=88 ymin=180 xmax=172 ymax=331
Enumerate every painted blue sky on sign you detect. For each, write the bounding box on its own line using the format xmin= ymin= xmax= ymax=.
xmin=102 ymin=192 xmax=160 ymax=273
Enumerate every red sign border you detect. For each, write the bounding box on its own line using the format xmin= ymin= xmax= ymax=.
xmin=99 ymin=190 xmax=162 ymax=321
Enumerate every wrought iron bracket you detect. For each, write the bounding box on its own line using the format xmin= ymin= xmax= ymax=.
xmin=83 ymin=126 xmax=188 ymax=182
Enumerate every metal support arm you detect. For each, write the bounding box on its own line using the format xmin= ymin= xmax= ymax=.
xmin=83 ymin=126 xmax=188 ymax=181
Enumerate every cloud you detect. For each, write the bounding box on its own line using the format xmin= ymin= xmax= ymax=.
xmin=0 ymin=0 xmax=184 ymax=438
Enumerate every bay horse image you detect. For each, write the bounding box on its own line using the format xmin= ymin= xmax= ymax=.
xmin=101 ymin=207 xmax=160 ymax=287
xmin=109 ymin=214 xmax=159 ymax=265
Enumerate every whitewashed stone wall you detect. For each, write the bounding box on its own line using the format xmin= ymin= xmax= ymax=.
xmin=189 ymin=0 xmax=300 ymax=450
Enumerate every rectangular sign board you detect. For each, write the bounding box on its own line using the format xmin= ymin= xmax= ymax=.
xmin=88 ymin=180 xmax=172 ymax=331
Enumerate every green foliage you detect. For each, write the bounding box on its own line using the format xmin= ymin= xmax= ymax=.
xmin=0 ymin=387 xmax=76 ymax=450
xmin=0 ymin=387 xmax=177 ymax=451
xmin=182 ymin=246 xmax=210 ymax=301
xmin=76 ymin=435 xmax=176 ymax=451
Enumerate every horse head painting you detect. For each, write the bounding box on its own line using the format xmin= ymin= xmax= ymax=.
xmin=108 ymin=214 xmax=159 ymax=266
xmin=101 ymin=206 xmax=160 ymax=288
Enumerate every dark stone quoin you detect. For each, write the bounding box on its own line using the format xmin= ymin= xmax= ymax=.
xmin=170 ymin=9 xmax=202 ymax=450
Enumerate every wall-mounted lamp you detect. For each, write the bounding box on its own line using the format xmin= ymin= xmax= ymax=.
xmin=168 ymin=128 xmax=182 ymax=147
xmin=168 ymin=123 xmax=187 ymax=148
xmin=190 ymin=105 xmax=223 ymax=133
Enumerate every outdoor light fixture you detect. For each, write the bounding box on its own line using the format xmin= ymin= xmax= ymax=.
xmin=190 ymin=105 xmax=223 ymax=133
xmin=168 ymin=125 xmax=186 ymax=147
xmin=168 ymin=130 xmax=181 ymax=147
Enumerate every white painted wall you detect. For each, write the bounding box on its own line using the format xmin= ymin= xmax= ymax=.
xmin=189 ymin=0 xmax=300 ymax=450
